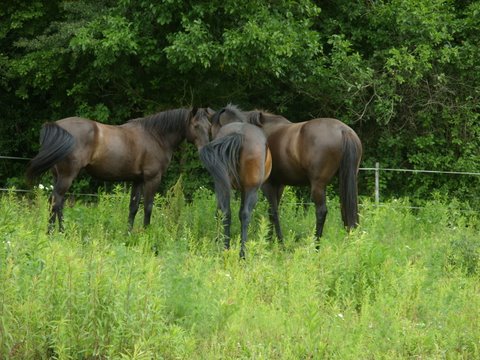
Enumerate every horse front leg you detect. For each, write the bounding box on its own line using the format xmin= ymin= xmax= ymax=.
xmin=142 ymin=176 xmax=162 ymax=227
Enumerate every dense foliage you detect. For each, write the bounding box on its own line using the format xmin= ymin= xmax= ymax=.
xmin=1 ymin=0 xmax=479 ymax=200
xmin=1 ymin=186 xmax=479 ymax=358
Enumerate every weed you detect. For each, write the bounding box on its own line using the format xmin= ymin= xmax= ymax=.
xmin=0 ymin=187 xmax=479 ymax=359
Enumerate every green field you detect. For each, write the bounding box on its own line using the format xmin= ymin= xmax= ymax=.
xmin=1 ymin=183 xmax=479 ymax=359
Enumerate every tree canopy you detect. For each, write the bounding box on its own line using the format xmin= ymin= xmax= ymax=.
xmin=1 ymin=0 xmax=479 ymax=201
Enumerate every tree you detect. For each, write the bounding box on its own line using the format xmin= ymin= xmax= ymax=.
xmin=1 ymin=0 xmax=479 ymax=203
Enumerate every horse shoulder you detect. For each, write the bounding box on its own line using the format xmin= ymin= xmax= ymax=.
xmin=134 ymin=128 xmax=174 ymax=173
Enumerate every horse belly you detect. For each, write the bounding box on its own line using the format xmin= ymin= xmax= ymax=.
xmin=86 ymin=149 xmax=143 ymax=181
xmin=268 ymin=132 xmax=309 ymax=186
xmin=269 ymin=164 xmax=309 ymax=186
xmin=88 ymin=127 xmax=146 ymax=180
xmin=85 ymin=162 xmax=142 ymax=181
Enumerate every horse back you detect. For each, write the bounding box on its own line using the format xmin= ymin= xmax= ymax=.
xmin=55 ymin=118 xmax=165 ymax=181
xmin=303 ymin=118 xmax=362 ymax=167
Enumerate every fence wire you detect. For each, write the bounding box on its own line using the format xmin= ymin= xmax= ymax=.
xmin=2 ymin=156 xmax=480 ymax=213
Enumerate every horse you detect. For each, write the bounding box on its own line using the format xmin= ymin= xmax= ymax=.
xmin=212 ymin=104 xmax=362 ymax=246
xmin=200 ymin=105 xmax=272 ymax=258
xmin=26 ymin=108 xmax=212 ymax=233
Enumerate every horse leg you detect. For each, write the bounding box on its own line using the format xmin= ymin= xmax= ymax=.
xmin=215 ymin=185 xmax=231 ymax=250
xmin=261 ymin=183 xmax=284 ymax=243
xmin=239 ymin=188 xmax=258 ymax=259
xmin=49 ymin=174 xmax=75 ymax=233
xmin=311 ymin=182 xmax=328 ymax=248
xmin=47 ymin=192 xmax=57 ymax=234
xmin=128 ymin=181 xmax=142 ymax=231
xmin=47 ymin=170 xmax=59 ymax=233
xmin=142 ymin=176 xmax=162 ymax=227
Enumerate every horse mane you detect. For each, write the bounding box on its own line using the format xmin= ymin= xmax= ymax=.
xmin=193 ymin=107 xmax=210 ymax=120
xmin=245 ymin=110 xmax=290 ymax=126
xmin=129 ymin=108 xmax=191 ymax=136
xmin=212 ymin=104 xmax=247 ymax=126
xmin=212 ymin=104 xmax=291 ymax=127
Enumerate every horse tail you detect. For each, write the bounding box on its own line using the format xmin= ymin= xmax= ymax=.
xmin=26 ymin=122 xmax=75 ymax=181
xmin=339 ymin=131 xmax=362 ymax=230
xmin=199 ymin=133 xmax=244 ymax=195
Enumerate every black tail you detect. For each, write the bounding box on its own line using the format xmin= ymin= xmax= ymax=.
xmin=199 ymin=133 xmax=244 ymax=195
xmin=339 ymin=131 xmax=362 ymax=229
xmin=26 ymin=123 xmax=75 ymax=181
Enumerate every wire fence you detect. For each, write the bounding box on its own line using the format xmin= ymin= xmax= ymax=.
xmin=2 ymin=156 xmax=480 ymax=212
xmin=0 ymin=156 xmax=32 ymax=161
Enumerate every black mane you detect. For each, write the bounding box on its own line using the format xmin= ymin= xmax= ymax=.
xmin=130 ymin=108 xmax=191 ymax=136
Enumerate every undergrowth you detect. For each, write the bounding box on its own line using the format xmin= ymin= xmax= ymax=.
xmin=0 ymin=183 xmax=479 ymax=359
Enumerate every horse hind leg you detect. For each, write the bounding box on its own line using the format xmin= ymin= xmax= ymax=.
xmin=47 ymin=193 xmax=57 ymax=234
xmin=49 ymin=173 xmax=76 ymax=233
xmin=215 ymin=186 xmax=231 ymax=250
xmin=128 ymin=181 xmax=142 ymax=231
xmin=311 ymin=182 xmax=328 ymax=248
xmin=238 ymin=188 xmax=258 ymax=259
xmin=261 ymin=183 xmax=284 ymax=244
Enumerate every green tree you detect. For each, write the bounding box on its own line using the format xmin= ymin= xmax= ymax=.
xmin=1 ymin=0 xmax=479 ymax=203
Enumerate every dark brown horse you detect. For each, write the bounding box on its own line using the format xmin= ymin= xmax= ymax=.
xmin=26 ymin=108 xmax=212 ymax=232
xmin=212 ymin=105 xmax=362 ymax=245
xmin=200 ymin=105 xmax=272 ymax=258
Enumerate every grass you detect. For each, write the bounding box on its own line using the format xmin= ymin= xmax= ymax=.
xmin=0 ymin=183 xmax=479 ymax=359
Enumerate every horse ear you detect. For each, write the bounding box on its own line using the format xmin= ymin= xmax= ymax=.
xmin=191 ymin=107 xmax=198 ymax=118
xmin=206 ymin=107 xmax=216 ymax=117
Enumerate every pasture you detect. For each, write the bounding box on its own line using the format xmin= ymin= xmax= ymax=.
xmin=1 ymin=183 xmax=479 ymax=359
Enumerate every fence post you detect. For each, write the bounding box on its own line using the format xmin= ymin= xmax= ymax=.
xmin=375 ymin=162 xmax=380 ymax=205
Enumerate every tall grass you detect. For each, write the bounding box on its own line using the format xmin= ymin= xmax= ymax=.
xmin=0 ymin=184 xmax=479 ymax=359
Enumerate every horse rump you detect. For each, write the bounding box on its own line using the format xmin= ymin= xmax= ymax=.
xmin=199 ymin=133 xmax=244 ymax=194
xmin=26 ymin=123 xmax=75 ymax=181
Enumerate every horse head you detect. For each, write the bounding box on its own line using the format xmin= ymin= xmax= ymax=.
xmin=187 ymin=107 xmax=213 ymax=149
xmin=211 ymin=104 xmax=247 ymax=138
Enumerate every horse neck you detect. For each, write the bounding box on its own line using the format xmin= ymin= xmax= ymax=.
xmin=155 ymin=130 xmax=186 ymax=149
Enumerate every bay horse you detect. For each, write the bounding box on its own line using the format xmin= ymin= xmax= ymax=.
xmin=200 ymin=105 xmax=272 ymax=258
xmin=212 ymin=105 xmax=362 ymax=246
xmin=26 ymin=108 xmax=212 ymax=232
